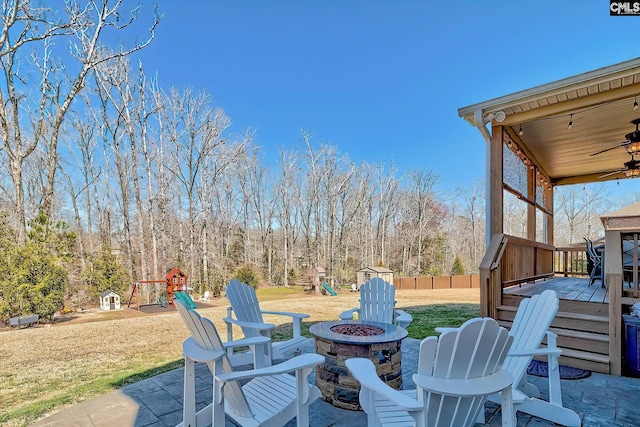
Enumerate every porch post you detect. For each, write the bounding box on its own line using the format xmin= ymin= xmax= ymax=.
xmin=604 ymin=229 xmax=622 ymax=376
xmin=545 ymin=186 xmax=554 ymax=245
xmin=489 ymin=125 xmax=504 ymax=241
xmin=527 ymin=164 xmax=536 ymax=241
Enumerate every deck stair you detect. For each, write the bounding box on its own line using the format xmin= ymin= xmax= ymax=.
xmin=496 ymin=300 xmax=610 ymax=374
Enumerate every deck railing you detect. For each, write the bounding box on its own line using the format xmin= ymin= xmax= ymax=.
xmin=553 ymin=245 xmax=589 ymax=277
xmin=479 ymin=234 xmax=555 ymax=317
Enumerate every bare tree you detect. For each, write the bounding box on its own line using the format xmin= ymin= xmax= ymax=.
xmin=275 ymin=149 xmax=301 ymax=286
xmin=406 ymin=169 xmax=439 ymax=273
xmin=0 ymin=1 xmax=159 ymax=242
xmin=458 ymin=181 xmax=485 ymax=271
xmin=554 ymin=184 xmax=605 ymax=246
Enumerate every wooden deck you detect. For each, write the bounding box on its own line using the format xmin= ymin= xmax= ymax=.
xmin=504 ymin=275 xmax=639 ymax=306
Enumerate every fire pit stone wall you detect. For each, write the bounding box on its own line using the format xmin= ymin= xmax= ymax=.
xmin=309 ymin=320 xmax=407 ymax=411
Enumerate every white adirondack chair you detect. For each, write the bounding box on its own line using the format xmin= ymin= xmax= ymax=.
xmin=174 ymin=299 xmax=324 ymax=427
xmin=439 ymin=290 xmax=581 ymax=426
xmin=346 ymin=317 xmax=515 ymax=427
xmin=339 ymin=278 xmax=413 ymax=328
xmin=492 ymin=290 xmax=581 ymax=426
xmin=224 ymin=279 xmax=312 ymax=367
xmin=198 ymin=291 xmax=211 ymax=302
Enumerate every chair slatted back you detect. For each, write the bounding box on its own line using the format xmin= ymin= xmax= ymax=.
xmin=359 ymin=278 xmax=396 ymax=324
xmin=225 ymin=279 xmax=265 ymax=339
xmin=502 ymin=290 xmax=558 ymax=388
xmin=174 ymin=300 xmax=253 ymax=418
xmin=421 ymin=318 xmax=513 ymax=427
xmin=585 ymin=239 xmax=600 ymax=263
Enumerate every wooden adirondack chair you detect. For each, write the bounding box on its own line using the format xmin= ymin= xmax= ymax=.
xmin=339 ymin=278 xmax=413 ymax=328
xmin=490 ymin=289 xmax=581 ymax=426
xmin=436 ymin=290 xmax=581 ymax=426
xmin=174 ymin=299 xmax=324 ymax=427
xmin=346 ymin=317 xmax=515 ymax=427
xmin=224 ymin=279 xmax=312 ymax=367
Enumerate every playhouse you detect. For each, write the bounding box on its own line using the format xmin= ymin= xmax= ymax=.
xmin=100 ymin=290 xmax=121 ymax=310
xmin=164 ymin=268 xmax=189 ymax=306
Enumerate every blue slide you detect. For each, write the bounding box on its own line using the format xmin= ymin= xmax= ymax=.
xmin=174 ymin=291 xmax=197 ymax=308
xmin=321 ymin=283 xmax=337 ymax=296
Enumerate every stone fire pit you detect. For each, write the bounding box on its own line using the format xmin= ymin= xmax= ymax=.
xmin=309 ymin=320 xmax=408 ymax=410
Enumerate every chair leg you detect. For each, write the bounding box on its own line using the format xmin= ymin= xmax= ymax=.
xmin=183 ymin=357 xmax=196 ymax=427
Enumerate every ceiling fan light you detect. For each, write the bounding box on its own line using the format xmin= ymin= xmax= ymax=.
xmin=625 ymin=169 xmax=640 ymax=178
xmin=627 ymin=141 xmax=640 ymax=154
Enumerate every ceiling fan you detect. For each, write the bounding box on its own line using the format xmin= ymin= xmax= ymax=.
xmin=591 ymin=117 xmax=640 ymax=157
xmin=599 ymin=153 xmax=640 ymax=178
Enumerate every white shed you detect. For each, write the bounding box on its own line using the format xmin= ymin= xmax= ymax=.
xmin=356 ymin=266 xmax=393 ymax=286
xmin=100 ymin=290 xmax=121 ymax=310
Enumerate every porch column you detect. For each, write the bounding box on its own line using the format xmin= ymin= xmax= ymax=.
xmin=604 ymin=230 xmax=623 ymax=376
xmin=545 ymin=186 xmax=554 ymax=245
xmin=489 ymin=124 xmax=503 ymax=241
xmin=527 ymin=164 xmax=536 ymax=241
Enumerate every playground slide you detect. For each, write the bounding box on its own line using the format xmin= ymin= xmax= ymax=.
xmin=174 ymin=291 xmax=197 ymax=309
xmin=321 ymin=283 xmax=337 ymax=296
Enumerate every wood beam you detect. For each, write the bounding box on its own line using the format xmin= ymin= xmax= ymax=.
xmin=605 ymin=230 xmax=622 ymax=376
xmin=545 ymin=186 xmax=554 ymax=245
xmin=527 ymin=164 xmax=536 ymax=241
xmin=552 ymin=172 xmax=629 ymax=186
xmin=490 ymin=125 xmax=504 ymax=238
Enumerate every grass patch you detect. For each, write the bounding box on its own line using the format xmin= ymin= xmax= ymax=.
xmin=0 ymin=359 xmax=185 ymax=427
xmin=255 ymin=285 xmax=307 ymax=302
xmin=271 ymin=303 xmax=480 ymax=342
xmin=1 ymin=288 xmax=479 ymax=427
xmin=404 ymin=304 xmax=480 ymax=338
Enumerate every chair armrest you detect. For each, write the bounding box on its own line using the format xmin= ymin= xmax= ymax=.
xmin=223 ymin=317 xmax=275 ymax=331
xmin=345 ymin=358 xmax=422 ymax=411
xmin=222 ymin=336 xmax=271 ymax=350
xmin=182 ymin=338 xmax=226 ymax=363
xmin=508 ymin=348 xmax=563 ymax=358
xmin=216 ymin=353 xmax=324 ymax=382
xmin=339 ymin=308 xmax=359 ymax=320
xmin=413 ymin=369 xmax=513 ymax=397
xmin=261 ymin=310 xmax=309 ymax=319
xmin=508 ymin=331 xmax=563 ymax=359
xmin=395 ymin=309 xmax=412 ymax=328
xmin=260 ymin=311 xmax=308 ymax=337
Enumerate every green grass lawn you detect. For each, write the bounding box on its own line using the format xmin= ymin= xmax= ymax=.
xmin=271 ymin=303 xmax=480 ymax=341
xmin=2 ymin=288 xmax=479 ymax=427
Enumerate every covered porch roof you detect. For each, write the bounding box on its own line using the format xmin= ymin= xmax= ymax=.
xmin=458 ymin=57 xmax=640 ymax=186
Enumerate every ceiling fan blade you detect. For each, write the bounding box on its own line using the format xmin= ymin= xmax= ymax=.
xmin=599 ymin=169 xmax=625 ymax=179
xmin=590 ymin=142 xmax=628 ymax=156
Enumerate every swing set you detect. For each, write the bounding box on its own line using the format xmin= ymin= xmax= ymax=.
xmin=128 ymin=268 xmax=191 ymax=310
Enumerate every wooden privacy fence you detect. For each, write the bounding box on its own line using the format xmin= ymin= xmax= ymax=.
xmin=393 ymin=274 xmax=480 ymax=290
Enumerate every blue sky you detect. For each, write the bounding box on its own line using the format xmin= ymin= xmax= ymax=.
xmin=133 ymin=1 xmax=640 ymax=195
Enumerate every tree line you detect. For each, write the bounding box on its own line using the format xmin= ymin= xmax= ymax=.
xmin=2 ymin=2 xmax=634 ymax=324
xmin=0 ymin=1 xmax=488 ymax=322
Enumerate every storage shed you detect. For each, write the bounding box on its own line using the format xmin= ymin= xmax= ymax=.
xmin=356 ymin=266 xmax=393 ymax=286
xmin=100 ymin=290 xmax=121 ymax=310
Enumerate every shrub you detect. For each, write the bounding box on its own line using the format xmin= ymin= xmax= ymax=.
xmin=231 ymin=264 xmax=260 ymax=288
xmin=0 ymin=212 xmax=75 ymax=322
xmin=451 ymin=256 xmax=465 ymax=275
xmin=81 ymin=248 xmax=130 ymax=301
